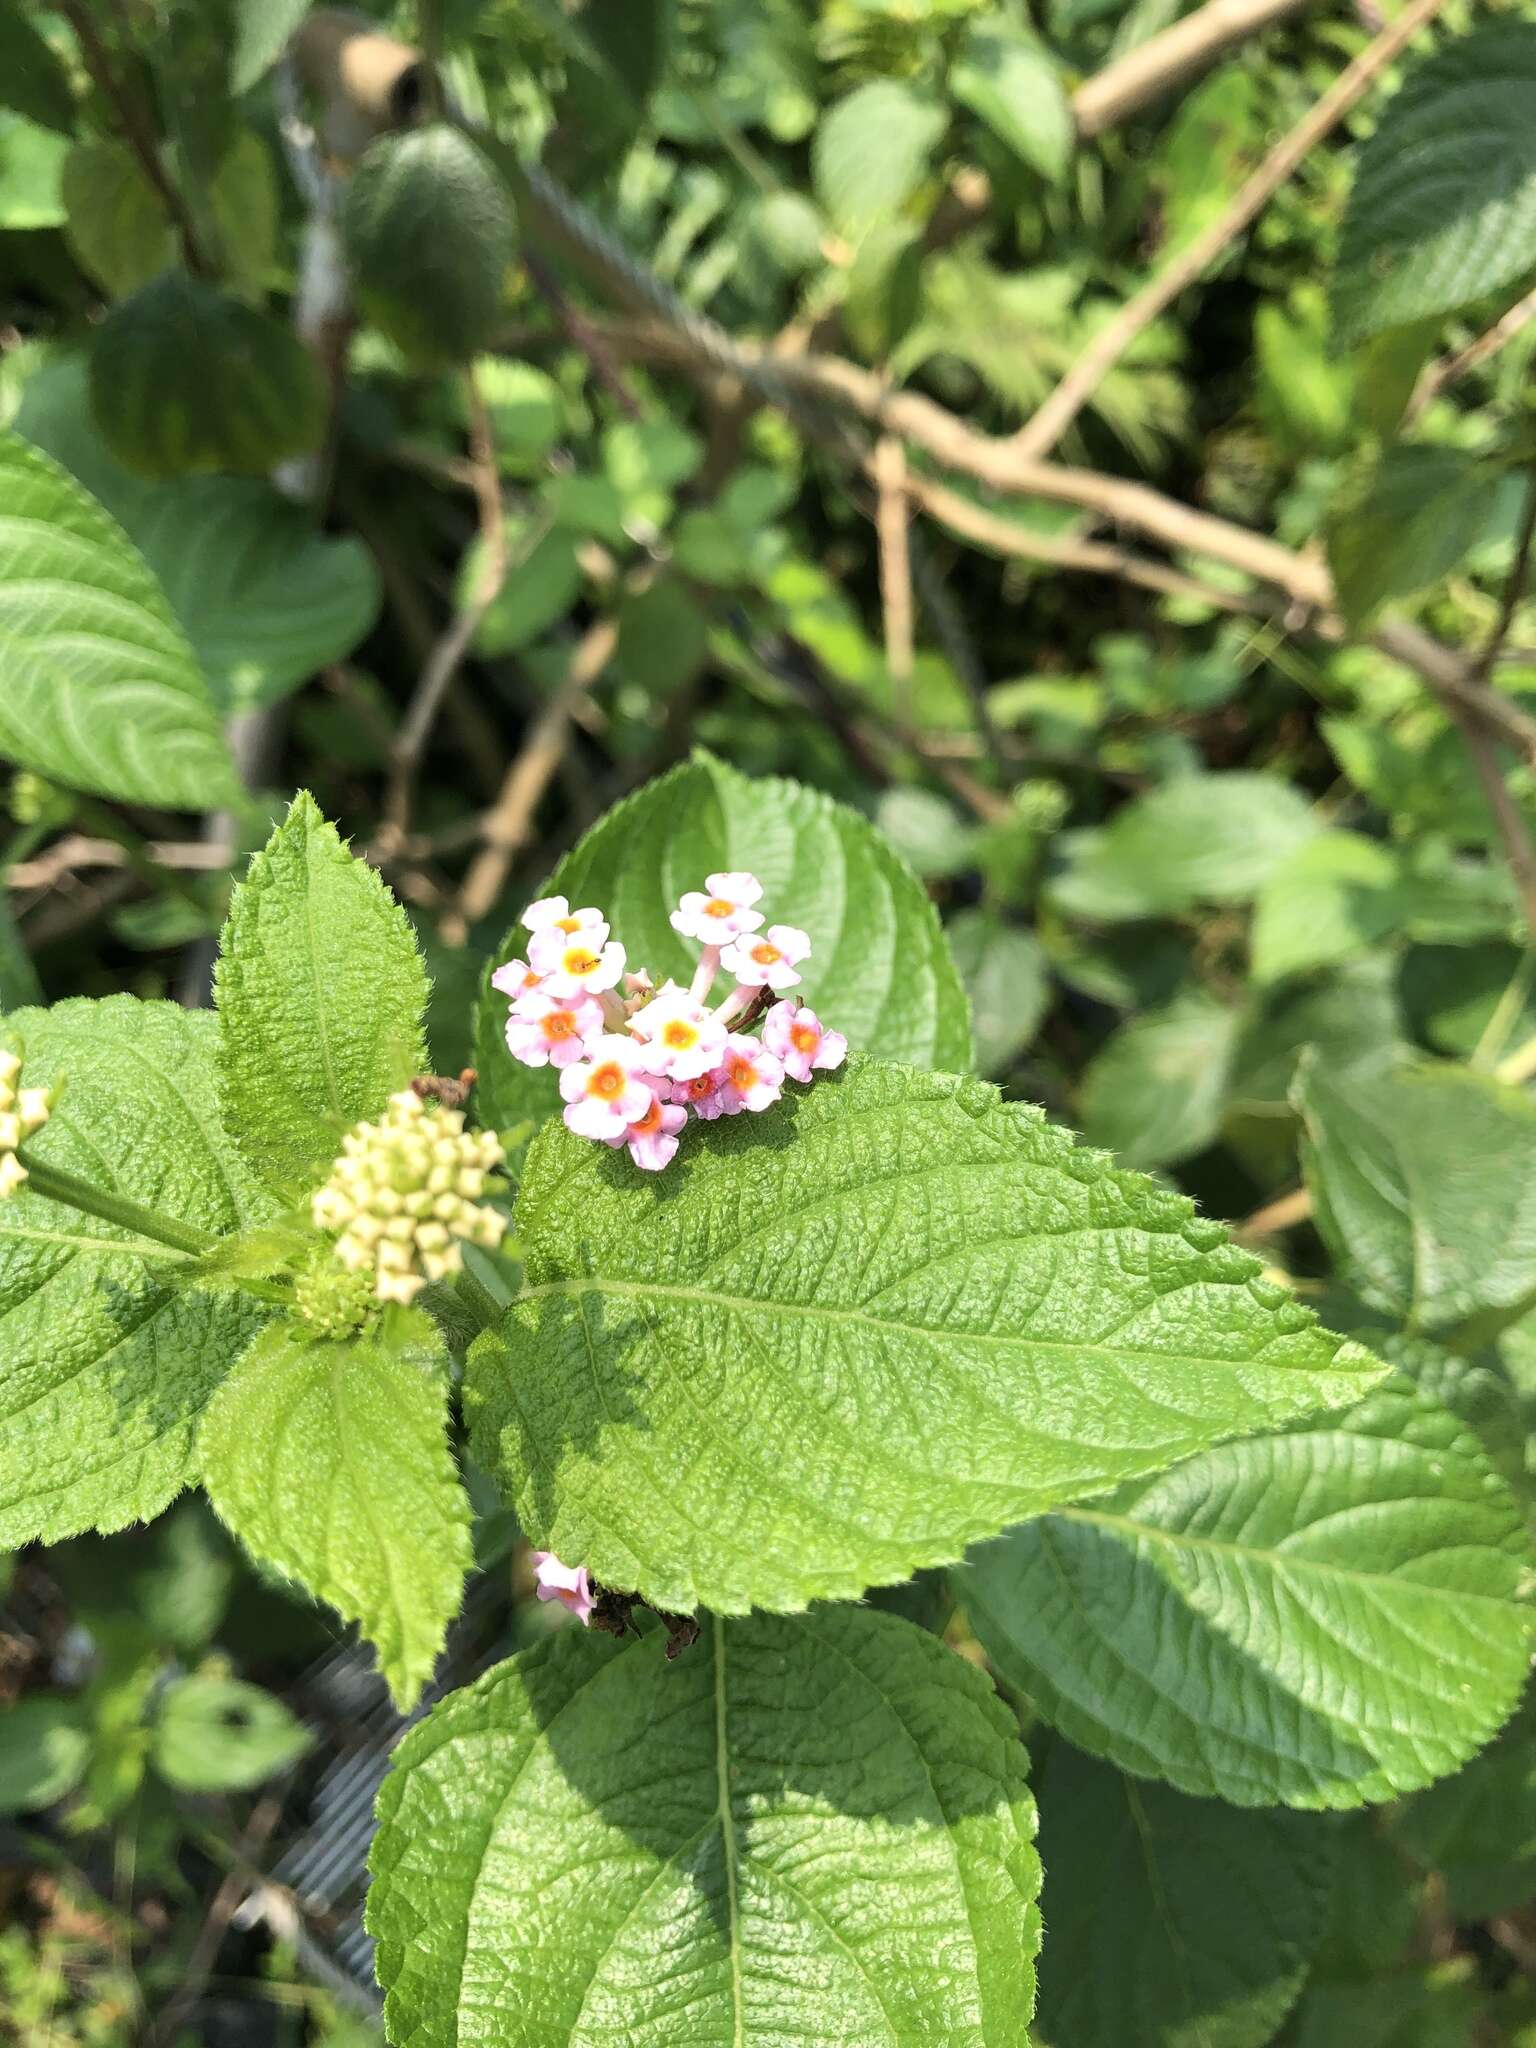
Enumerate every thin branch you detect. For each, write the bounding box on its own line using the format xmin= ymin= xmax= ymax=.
xmin=385 ymin=367 xmax=510 ymax=839
xmin=1073 ymin=0 xmax=1320 ymax=137
xmin=1235 ymin=1185 xmax=1313 ymax=1240
xmin=1405 ymin=284 xmax=1536 ymax=426
xmin=59 ymin=0 xmax=208 ymax=275
xmin=1015 ymin=0 xmax=1449 ymax=461
xmin=524 ymin=247 xmax=645 ymax=421
xmin=1476 ymin=471 xmax=1536 ymax=680
xmin=873 ymin=437 xmax=915 ymax=726
xmin=446 ymin=616 xmax=621 ymax=941
xmin=7 ymin=837 xmax=234 ymax=891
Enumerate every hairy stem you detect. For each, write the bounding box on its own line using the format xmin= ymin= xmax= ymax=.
xmin=20 ymin=1156 xmax=218 ymax=1257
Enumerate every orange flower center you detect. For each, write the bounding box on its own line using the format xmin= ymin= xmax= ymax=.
xmin=705 ymin=898 xmax=734 ymax=918
xmin=751 ymin=942 xmax=781 ymax=966
xmin=590 ymin=1062 xmax=625 ymax=1098
xmin=791 ymin=1022 xmax=819 ymax=1053
xmin=563 ymin=947 xmax=599 ymax=976
xmin=546 ymin=1010 xmax=579 ymax=1040
xmin=632 ymin=1096 xmax=664 ymax=1135
xmin=684 ymin=1073 xmax=715 ymax=1099
xmin=729 ymin=1058 xmax=757 ymax=1091
xmin=662 ymin=1018 xmax=698 ymax=1049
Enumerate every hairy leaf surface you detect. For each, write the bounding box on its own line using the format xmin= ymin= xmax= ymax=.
xmin=1035 ymin=1742 xmax=1332 ymax=2048
xmin=961 ymin=1385 xmax=1534 ymax=1809
xmin=368 ymin=1606 xmax=1040 ymax=2048
xmin=475 ymin=753 xmax=972 ymax=1134
xmin=468 ymin=1058 xmax=1382 ymax=1615
xmin=0 ymin=432 xmax=235 ymax=809
xmin=215 ymin=793 xmax=428 ymax=1198
xmin=0 ymin=999 xmax=267 ymax=1546
xmin=200 ymin=1317 xmax=471 ymax=1710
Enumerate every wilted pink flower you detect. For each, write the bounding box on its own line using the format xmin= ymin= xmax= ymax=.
xmin=531 ymin=924 xmax=626 ymax=998
xmin=720 ymin=924 xmax=811 ymax=992
xmin=717 ymin=1034 xmax=784 ymax=1114
xmin=628 ymin=983 xmax=728 ymax=1081
xmin=505 ymin=990 xmax=602 ymax=1069
xmin=670 ymin=871 xmax=765 ymax=944
xmin=531 ymin=1551 xmax=594 ymax=1625
xmin=763 ymin=1001 xmax=847 ymax=1083
xmin=523 ymin=896 xmax=604 ymax=937
xmin=490 ymin=956 xmax=544 ymax=1002
xmin=674 ymin=1065 xmax=729 ymax=1121
xmin=606 ymin=1086 xmax=687 ymax=1172
xmin=559 ymin=1034 xmax=654 ymax=1139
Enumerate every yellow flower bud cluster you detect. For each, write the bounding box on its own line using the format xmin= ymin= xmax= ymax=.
xmin=310 ymin=1090 xmax=506 ymax=1305
xmin=0 ymin=1049 xmax=52 ymax=1199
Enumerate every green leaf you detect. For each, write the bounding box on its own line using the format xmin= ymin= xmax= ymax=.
xmin=468 ymin=1057 xmax=1382 ymax=1617
xmin=344 ymin=125 xmax=516 ymax=367
xmin=368 ymin=1606 xmax=1040 ymax=2048
xmin=90 ymin=270 xmax=326 ymax=480
xmin=1332 ymin=21 xmax=1536 ymax=345
xmin=0 ymin=432 xmax=236 ymax=810
xmin=1325 ymin=446 xmax=1493 ymax=629
xmin=151 ymin=1673 xmax=310 ymax=1791
xmin=813 ymin=79 xmax=947 ymax=235
xmin=1250 ymin=831 xmax=1410 ymax=986
xmin=1078 ymin=994 xmax=1239 ymax=1170
xmin=0 ymin=999 xmax=269 ymax=1547
xmin=0 ymin=112 xmax=68 ymax=227
xmin=200 ymin=1316 xmax=472 ymax=1711
xmin=0 ymin=1699 xmax=90 ymax=1814
xmin=945 ymin=909 xmax=1049 ymax=1076
xmin=467 ymin=520 xmax=583 ymax=655
xmin=61 ymin=141 xmax=176 ymax=298
xmin=961 ymin=1383 xmax=1534 ymax=1810
xmin=474 ymin=753 xmax=972 ymax=1135
xmin=1035 ymin=1742 xmax=1332 ymax=2048
xmin=0 ymin=890 xmax=42 ymax=1009
xmin=215 ymin=793 xmax=429 ymax=1198
xmin=476 ymin=357 xmax=564 ymax=474
xmin=1390 ymin=1686 xmax=1536 ymax=1919
xmin=0 ymin=3 xmax=75 ymax=134
xmin=1294 ymin=1053 xmax=1536 ymax=1336
xmin=1049 ymin=773 xmax=1319 ymax=922
xmin=951 ymin=17 xmax=1072 ymax=184
xmin=231 ymin=0 xmax=310 ymax=92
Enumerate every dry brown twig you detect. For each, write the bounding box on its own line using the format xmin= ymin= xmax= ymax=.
xmin=873 ymin=437 xmax=916 ymax=725
xmin=1072 ymin=0 xmax=1320 ymax=136
xmin=1014 ymin=0 xmax=1450 ymax=462
xmin=1405 ymin=283 xmax=1536 ymax=427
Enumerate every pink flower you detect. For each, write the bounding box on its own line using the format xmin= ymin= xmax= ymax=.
xmin=531 ymin=1551 xmax=595 ymax=1625
xmin=763 ymin=1001 xmax=847 ymax=1083
xmin=523 ymin=896 xmax=604 ymax=938
xmin=716 ymin=1033 xmax=784 ymax=1114
xmin=530 ymin=923 xmax=626 ymax=998
xmin=605 ymin=1085 xmax=687 ymax=1172
xmin=490 ymin=956 xmax=544 ymax=1001
xmin=674 ymin=1065 xmax=730 ymax=1121
xmin=670 ymin=871 xmax=765 ymax=944
xmin=628 ymin=983 xmax=728 ymax=1081
xmin=720 ymin=924 xmax=811 ymax=991
xmin=559 ymin=1034 xmax=654 ymax=1139
xmin=505 ymin=990 xmax=602 ymax=1069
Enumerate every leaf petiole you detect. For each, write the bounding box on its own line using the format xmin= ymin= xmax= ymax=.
xmin=20 ymin=1155 xmax=219 ymax=1259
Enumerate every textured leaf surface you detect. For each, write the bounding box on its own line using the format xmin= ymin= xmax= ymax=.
xmin=0 ymin=432 xmax=235 ymax=809
xmin=1333 ymin=22 xmax=1536 ymax=343
xmin=368 ymin=1606 xmax=1040 ymax=2048
xmin=343 ymin=125 xmax=515 ymax=366
xmin=1325 ymin=446 xmax=1493 ymax=628
xmin=1294 ymin=1053 xmax=1536 ymax=1336
xmin=1035 ymin=1742 xmax=1331 ymax=2048
xmin=216 ymin=793 xmax=428 ymax=1198
xmin=200 ymin=1317 xmax=472 ymax=1711
xmin=90 ymin=270 xmax=324 ymax=479
xmin=961 ymin=1384 xmax=1534 ymax=1809
xmin=1078 ymin=994 xmax=1238 ymax=1169
xmin=0 ymin=999 xmax=268 ymax=1546
xmin=475 ymin=753 xmax=971 ymax=1133
xmin=468 ymin=1057 xmax=1382 ymax=1616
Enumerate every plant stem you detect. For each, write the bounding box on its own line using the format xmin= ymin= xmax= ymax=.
xmin=453 ymin=1258 xmax=508 ymax=1333
xmin=20 ymin=1156 xmax=217 ymax=1257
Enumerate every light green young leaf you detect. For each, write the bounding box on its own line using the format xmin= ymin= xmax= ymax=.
xmin=474 ymin=753 xmax=972 ymax=1134
xmin=151 ymin=1673 xmax=311 ymax=1791
xmin=951 ymin=17 xmax=1072 ymax=184
xmin=1332 ymin=21 xmax=1536 ymax=345
xmin=1035 ymin=1742 xmax=1332 ymax=2048
xmin=813 ymin=79 xmax=947 ymax=235
xmin=200 ymin=1316 xmax=472 ymax=1712
xmin=1325 ymin=446 xmax=1494 ymax=629
xmin=945 ymin=910 xmax=1049 ymax=1076
xmin=368 ymin=1607 xmax=1040 ymax=2048
xmin=0 ymin=112 xmax=67 ymax=227
xmin=0 ymin=999 xmax=269 ymax=1547
xmin=0 ymin=432 xmax=236 ymax=810
xmin=215 ymin=793 xmax=429 ymax=1198
xmin=961 ymin=1383 xmax=1534 ymax=1810
xmin=1078 ymin=993 xmax=1238 ymax=1170
xmin=468 ymin=1057 xmax=1382 ymax=1617
xmin=1294 ymin=1053 xmax=1536 ymax=1336
xmin=1049 ymin=773 xmax=1319 ymax=922
xmin=1250 ymin=831 xmax=1408 ymax=986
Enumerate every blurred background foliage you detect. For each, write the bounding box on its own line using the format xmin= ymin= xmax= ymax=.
xmin=3 ymin=0 xmax=1536 ymax=2039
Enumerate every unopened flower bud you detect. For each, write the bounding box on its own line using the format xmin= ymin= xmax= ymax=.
xmin=0 ymin=1050 xmax=51 ymax=1199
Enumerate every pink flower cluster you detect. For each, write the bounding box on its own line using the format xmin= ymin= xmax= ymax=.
xmin=492 ymin=874 xmax=846 ymax=1172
